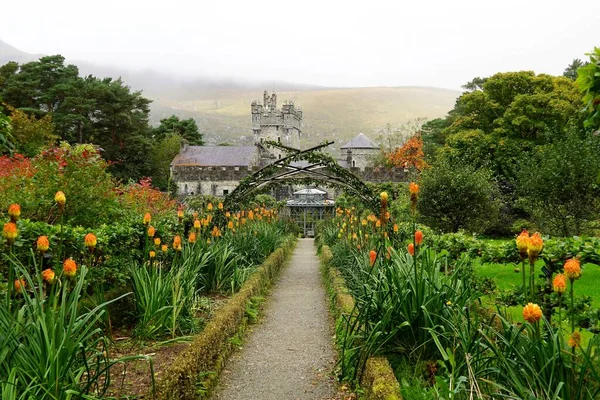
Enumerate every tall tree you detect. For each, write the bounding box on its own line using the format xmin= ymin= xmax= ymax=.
xmin=576 ymin=47 xmax=600 ymax=130
xmin=153 ymin=115 xmax=203 ymax=145
xmin=563 ymin=58 xmax=589 ymax=80
xmin=6 ymin=105 xmax=56 ymax=156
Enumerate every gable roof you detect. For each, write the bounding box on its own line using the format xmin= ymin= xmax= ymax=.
xmin=171 ymin=146 xmax=257 ymax=167
xmin=340 ymin=133 xmax=378 ymax=149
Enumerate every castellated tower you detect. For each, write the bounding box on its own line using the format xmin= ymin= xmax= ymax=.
xmin=251 ymin=91 xmax=302 ymax=158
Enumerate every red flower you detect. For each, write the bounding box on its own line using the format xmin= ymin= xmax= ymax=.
xmin=369 ymin=250 xmax=377 ymax=266
xmin=415 ymin=230 xmax=423 ymax=245
xmin=408 ymin=243 xmax=415 ymax=256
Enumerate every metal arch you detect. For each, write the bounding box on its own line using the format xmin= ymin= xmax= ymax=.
xmin=224 ymin=140 xmax=378 ymax=210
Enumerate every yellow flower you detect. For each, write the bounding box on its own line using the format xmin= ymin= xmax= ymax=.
xmin=393 ymin=224 xmax=399 ymax=233
xmin=37 ymin=235 xmax=50 ymax=253
xmin=228 ymin=221 xmax=234 ymax=230
xmin=154 ymin=237 xmax=161 ymax=246
xmin=194 ymin=219 xmax=201 ymax=229
xmin=177 ymin=209 xmax=184 ymax=221
xmin=207 ymin=203 xmax=213 ymax=211
xmin=161 ymin=244 xmax=168 ymax=253
xmin=516 ymin=229 xmax=529 ymax=258
xmin=568 ymin=331 xmax=581 ymax=348
xmin=8 ymin=203 xmax=20 ymax=222
xmin=149 ymin=250 xmax=156 ymax=259
xmin=188 ymin=231 xmax=197 ymax=243
xmin=218 ymin=202 xmax=223 ymax=210
xmin=143 ymin=213 xmax=151 ymax=225
xmin=3 ymin=222 xmax=18 ymax=244
xmin=147 ymin=226 xmax=155 ymax=237
xmin=522 ymin=303 xmax=542 ymax=324
xmin=84 ymin=233 xmax=97 ymax=250
xmin=552 ymin=273 xmax=567 ymax=294
xmin=42 ymin=268 xmax=56 ymax=283
xmin=54 ymin=191 xmax=66 ymax=207
xmin=63 ymin=258 xmax=77 ymax=277
xmin=564 ymin=258 xmax=581 ymax=280
xmin=375 ymin=219 xmax=381 ymax=228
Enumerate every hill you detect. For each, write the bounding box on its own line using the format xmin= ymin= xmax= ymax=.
xmin=151 ymin=86 xmax=459 ymax=147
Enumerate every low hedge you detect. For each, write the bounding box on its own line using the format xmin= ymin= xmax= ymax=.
xmin=319 ymin=244 xmax=402 ymax=400
xmin=152 ymin=235 xmax=296 ymax=400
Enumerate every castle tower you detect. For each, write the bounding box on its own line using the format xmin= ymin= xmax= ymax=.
xmin=251 ymin=91 xmax=302 ymax=158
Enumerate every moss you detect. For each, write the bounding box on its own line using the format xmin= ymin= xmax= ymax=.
xmin=319 ymin=245 xmax=402 ymax=400
xmin=152 ymin=236 xmax=296 ymax=400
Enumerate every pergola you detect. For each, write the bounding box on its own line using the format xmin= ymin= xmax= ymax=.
xmin=283 ymin=188 xmax=335 ymax=237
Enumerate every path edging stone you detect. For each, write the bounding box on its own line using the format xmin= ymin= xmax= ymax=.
xmin=153 ymin=236 xmax=297 ymax=400
xmin=319 ymin=244 xmax=403 ymax=400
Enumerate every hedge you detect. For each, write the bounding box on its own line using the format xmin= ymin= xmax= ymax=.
xmin=319 ymin=244 xmax=402 ymax=400
xmin=152 ymin=235 xmax=296 ymax=399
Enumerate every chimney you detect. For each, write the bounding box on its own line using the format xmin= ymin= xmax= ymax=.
xmin=180 ymin=139 xmax=189 ymax=152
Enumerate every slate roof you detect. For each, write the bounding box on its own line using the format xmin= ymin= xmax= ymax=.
xmin=340 ymin=133 xmax=378 ymax=149
xmin=171 ymin=146 xmax=257 ymax=167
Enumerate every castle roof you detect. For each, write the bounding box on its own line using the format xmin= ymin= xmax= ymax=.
xmin=170 ymin=146 xmax=257 ymax=167
xmin=340 ymin=133 xmax=378 ymax=150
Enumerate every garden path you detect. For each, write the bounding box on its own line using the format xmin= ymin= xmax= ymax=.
xmin=212 ymin=238 xmax=337 ymax=400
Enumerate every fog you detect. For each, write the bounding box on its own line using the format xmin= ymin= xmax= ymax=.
xmin=2 ymin=0 xmax=599 ymax=90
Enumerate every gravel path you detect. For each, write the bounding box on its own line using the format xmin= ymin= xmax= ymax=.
xmin=212 ymin=238 xmax=337 ymax=400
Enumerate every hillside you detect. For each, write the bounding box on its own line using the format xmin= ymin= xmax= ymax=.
xmin=151 ymin=86 xmax=459 ymax=147
xmin=1 ymin=40 xmax=460 ymax=147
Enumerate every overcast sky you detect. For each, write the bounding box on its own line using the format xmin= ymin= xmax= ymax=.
xmin=2 ymin=0 xmax=599 ymax=90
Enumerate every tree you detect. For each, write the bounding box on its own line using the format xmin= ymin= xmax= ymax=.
xmin=387 ymin=135 xmax=427 ymax=170
xmin=576 ymin=47 xmax=600 ymax=130
xmin=418 ymin=160 xmax=501 ymax=233
xmin=150 ymin=133 xmax=182 ymax=190
xmin=517 ymin=132 xmax=600 ymax=236
xmin=153 ymin=115 xmax=203 ymax=145
xmin=563 ymin=59 xmax=589 ymax=80
xmin=0 ymin=105 xmax=13 ymax=155
xmin=6 ymin=106 xmax=56 ymax=156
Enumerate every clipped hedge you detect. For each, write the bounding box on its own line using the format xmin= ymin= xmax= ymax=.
xmin=153 ymin=236 xmax=296 ymax=400
xmin=319 ymin=244 xmax=402 ymax=400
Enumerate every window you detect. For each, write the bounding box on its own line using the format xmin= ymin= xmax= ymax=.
xmin=278 ymin=154 xmax=282 ymax=159
xmin=277 ymin=136 xmax=281 ymax=143
xmin=223 ymin=189 xmax=229 ymax=196
xmin=352 ymin=160 xmax=356 ymax=168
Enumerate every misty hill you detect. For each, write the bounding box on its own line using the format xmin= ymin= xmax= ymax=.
xmin=1 ymin=40 xmax=460 ymax=147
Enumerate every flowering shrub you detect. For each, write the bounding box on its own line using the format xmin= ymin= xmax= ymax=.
xmin=119 ymin=177 xmax=176 ymax=220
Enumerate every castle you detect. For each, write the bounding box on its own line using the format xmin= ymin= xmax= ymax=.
xmin=170 ymin=92 xmax=405 ymax=198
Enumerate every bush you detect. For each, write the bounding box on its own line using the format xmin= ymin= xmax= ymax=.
xmin=418 ymin=160 xmax=501 ymax=233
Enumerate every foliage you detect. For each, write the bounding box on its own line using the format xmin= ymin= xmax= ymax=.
xmin=564 ymin=59 xmax=589 ymax=81
xmin=418 ymin=160 xmax=501 ymax=233
xmin=0 ymin=143 xmax=120 ymax=227
xmin=386 ymin=135 xmax=427 ymax=170
xmin=517 ymin=132 xmax=600 ymax=236
xmin=153 ymin=115 xmax=203 ymax=145
xmin=119 ymin=177 xmax=177 ymax=221
xmin=577 ymin=47 xmax=600 ymax=130
xmin=0 ymin=105 xmax=13 ymax=155
xmin=5 ymin=105 xmax=56 ymax=157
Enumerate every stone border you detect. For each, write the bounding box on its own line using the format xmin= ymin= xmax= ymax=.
xmin=153 ymin=236 xmax=297 ymax=400
xmin=319 ymin=244 xmax=402 ymax=400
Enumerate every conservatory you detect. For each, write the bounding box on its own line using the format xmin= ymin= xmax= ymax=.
xmin=284 ymin=188 xmax=335 ymax=237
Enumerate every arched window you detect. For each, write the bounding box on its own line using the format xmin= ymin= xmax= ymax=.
xmin=352 ymin=160 xmax=356 ymax=168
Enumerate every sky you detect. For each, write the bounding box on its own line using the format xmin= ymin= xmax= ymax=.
xmin=1 ymin=0 xmax=599 ymax=90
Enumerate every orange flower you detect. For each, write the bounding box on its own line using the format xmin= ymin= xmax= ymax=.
xmin=8 ymin=203 xmax=20 ymax=222
xmin=369 ymin=250 xmax=377 ymax=266
xmin=193 ymin=212 xmax=198 ymax=219
xmin=516 ymin=229 xmax=529 ymax=258
xmin=147 ymin=226 xmax=155 ymax=237
xmin=37 ymin=235 xmax=50 ymax=253
xmin=63 ymin=258 xmax=77 ymax=277
xmin=218 ymin=202 xmax=223 ymax=210
xmin=154 ymin=237 xmax=161 ymax=246
xmin=527 ymin=232 xmax=543 ymax=262
xmin=552 ymin=273 xmax=567 ymax=294
xmin=568 ymin=331 xmax=581 ymax=348
xmin=188 ymin=231 xmax=197 ymax=243
xmin=161 ymin=244 xmax=168 ymax=253
xmin=149 ymin=250 xmax=156 ymax=259
xmin=143 ymin=213 xmax=151 ymax=225
xmin=3 ymin=222 xmax=18 ymax=243
xmin=248 ymin=210 xmax=254 ymax=220
xmin=409 ymin=182 xmax=419 ymax=194
xmin=408 ymin=243 xmax=415 ymax=256
xmin=228 ymin=220 xmax=234 ymax=230
xmin=194 ymin=219 xmax=201 ymax=229
xmin=14 ymin=278 xmax=26 ymax=294
xmin=361 ymin=219 xmax=367 ymax=226
xmin=54 ymin=191 xmax=66 ymax=207
xmin=225 ymin=211 xmax=231 ymax=218
xmin=177 ymin=209 xmax=184 ymax=221
xmin=393 ymin=224 xmax=398 ymax=233
xmin=564 ymin=258 xmax=581 ymax=280
xmin=84 ymin=233 xmax=97 ymax=250
xmin=42 ymin=268 xmax=56 ymax=283
xmin=415 ymin=230 xmax=423 ymax=245
xmin=375 ymin=219 xmax=381 ymax=228
xmin=207 ymin=203 xmax=213 ymax=212
xmin=522 ymin=303 xmax=542 ymax=324
xmin=173 ymin=235 xmax=182 ymax=251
